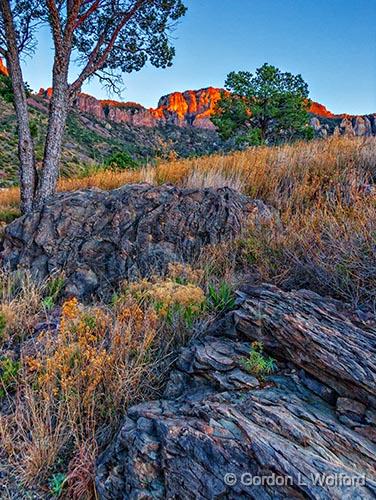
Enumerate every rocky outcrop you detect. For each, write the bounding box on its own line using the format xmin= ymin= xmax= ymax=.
xmin=309 ymin=101 xmax=335 ymax=118
xmin=1 ymin=184 xmax=271 ymax=299
xmin=311 ymin=114 xmax=376 ymax=138
xmin=151 ymin=87 xmax=225 ymax=129
xmin=36 ymin=85 xmax=376 ymax=136
xmin=96 ymin=284 xmax=376 ymax=499
xmin=234 ymin=285 xmax=376 ymax=407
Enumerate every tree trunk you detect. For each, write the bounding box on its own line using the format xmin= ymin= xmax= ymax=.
xmin=0 ymin=0 xmax=36 ymax=214
xmin=34 ymin=62 xmax=69 ymax=208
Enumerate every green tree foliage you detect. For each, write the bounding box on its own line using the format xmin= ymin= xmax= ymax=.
xmin=105 ymin=151 xmax=139 ymax=170
xmin=212 ymin=63 xmax=313 ymax=145
xmin=0 ymin=74 xmax=13 ymax=103
xmin=0 ymin=73 xmax=31 ymax=104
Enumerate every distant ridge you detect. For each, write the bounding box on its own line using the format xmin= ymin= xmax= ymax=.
xmin=38 ymin=85 xmax=339 ymax=130
xmin=1 ymin=58 xmax=375 ymax=137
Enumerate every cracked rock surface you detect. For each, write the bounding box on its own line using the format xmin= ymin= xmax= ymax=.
xmin=1 ymin=184 xmax=270 ymax=299
xmin=96 ymin=285 xmax=376 ymax=499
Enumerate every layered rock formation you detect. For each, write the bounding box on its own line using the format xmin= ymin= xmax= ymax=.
xmin=38 ymin=84 xmax=376 ymax=137
xmin=151 ymin=87 xmax=225 ymax=129
xmin=1 ymin=184 xmax=271 ymax=299
xmin=96 ymin=284 xmax=376 ymax=499
xmin=0 ymin=53 xmax=371 ymax=136
xmin=39 ymin=87 xmax=225 ymax=130
xmin=310 ymin=114 xmax=376 ymax=138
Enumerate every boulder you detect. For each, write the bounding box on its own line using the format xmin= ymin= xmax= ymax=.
xmin=96 ymin=285 xmax=376 ymax=499
xmin=1 ymin=184 xmax=270 ymax=299
xmin=233 ymin=284 xmax=376 ymax=407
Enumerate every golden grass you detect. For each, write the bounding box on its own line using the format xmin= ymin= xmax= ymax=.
xmin=1 ymin=136 xmax=374 ymax=209
xmin=0 ymin=136 xmax=374 ymax=306
xmin=0 ymin=264 xmax=216 ymax=496
xmin=0 ymin=136 xmax=375 ymax=496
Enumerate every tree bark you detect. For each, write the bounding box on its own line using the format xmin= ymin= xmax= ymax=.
xmin=0 ymin=0 xmax=36 ymax=214
xmin=34 ymin=57 xmax=69 ymax=207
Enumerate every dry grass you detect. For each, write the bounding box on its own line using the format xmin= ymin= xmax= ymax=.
xmin=1 ymin=135 xmax=374 ymax=208
xmin=0 ymin=136 xmax=374 ymax=308
xmin=0 ymin=264 xmax=218 ymax=497
xmin=0 ymin=136 xmax=375 ymax=496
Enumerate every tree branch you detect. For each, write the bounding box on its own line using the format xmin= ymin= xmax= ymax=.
xmin=69 ymin=0 xmax=148 ymax=95
xmin=63 ymin=0 xmax=83 ymax=44
xmin=18 ymin=12 xmax=33 ymax=53
xmin=46 ymin=0 xmax=64 ymax=54
xmin=74 ymin=0 xmax=100 ymax=29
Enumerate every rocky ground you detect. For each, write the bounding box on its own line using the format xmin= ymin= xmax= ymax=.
xmin=97 ymin=285 xmax=376 ymax=499
xmin=1 ymin=184 xmax=271 ymax=299
xmin=0 ymin=182 xmax=375 ymax=499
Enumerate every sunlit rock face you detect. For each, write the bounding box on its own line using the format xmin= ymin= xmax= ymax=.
xmin=75 ymin=93 xmax=105 ymax=120
xmin=35 ymin=82 xmax=376 ymax=137
xmin=0 ymin=58 xmax=8 ymax=76
xmin=152 ymin=87 xmax=225 ymax=129
xmin=309 ymin=101 xmax=335 ymax=118
xmin=38 ymin=86 xmax=224 ymax=129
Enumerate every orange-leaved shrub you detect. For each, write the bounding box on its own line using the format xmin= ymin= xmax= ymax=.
xmin=0 ymin=264 xmax=211 ymax=496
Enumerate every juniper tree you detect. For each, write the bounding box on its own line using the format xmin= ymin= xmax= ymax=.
xmin=213 ymin=63 xmax=313 ymax=146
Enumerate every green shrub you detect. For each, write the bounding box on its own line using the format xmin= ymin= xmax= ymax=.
xmin=206 ymin=282 xmax=236 ymax=312
xmin=48 ymin=473 xmax=67 ymax=497
xmin=0 ymin=207 xmax=21 ymax=224
xmin=0 ymin=312 xmax=6 ymax=340
xmin=42 ymin=276 xmax=65 ymax=311
xmin=105 ymin=151 xmax=138 ymax=170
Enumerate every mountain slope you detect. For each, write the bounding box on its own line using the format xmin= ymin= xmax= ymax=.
xmin=1 ymin=51 xmax=375 ymax=187
xmin=0 ymin=94 xmax=222 ymax=187
xmin=68 ymin=86 xmax=376 ymax=137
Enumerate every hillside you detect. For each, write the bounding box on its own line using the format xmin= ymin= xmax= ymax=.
xmin=0 ymin=94 xmax=221 ymax=188
xmin=1 ymin=50 xmax=375 ymax=188
xmin=0 ymin=135 xmax=375 ymax=498
xmin=43 ymin=85 xmax=376 ymax=137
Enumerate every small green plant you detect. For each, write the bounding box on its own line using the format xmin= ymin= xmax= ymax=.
xmin=206 ymin=282 xmax=236 ymax=312
xmin=241 ymin=341 xmax=276 ymax=378
xmin=0 ymin=207 xmax=21 ymax=224
xmin=0 ymin=312 xmax=6 ymax=340
xmin=164 ymin=303 xmax=200 ymax=328
xmin=105 ymin=150 xmax=139 ymax=170
xmin=42 ymin=276 xmax=65 ymax=310
xmin=49 ymin=472 xmax=67 ymax=497
xmin=0 ymin=357 xmax=20 ymax=398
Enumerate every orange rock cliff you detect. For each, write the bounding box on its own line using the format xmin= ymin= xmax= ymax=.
xmin=0 ymin=58 xmax=9 ymax=77
xmin=0 ymin=56 xmax=372 ymax=135
xmin=38 ymin=85 xmax=342 ymax=130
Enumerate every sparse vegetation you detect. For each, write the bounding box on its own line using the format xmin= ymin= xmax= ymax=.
xmin=0 ymin=135 xmax=375 ymax=497
xmin=0 ymin=137 xmax=375 ymax=310
xmin=241 ymin=341 xmax=277 ymax=378
xmin=0 ymin=263 xmax=221 ymax=495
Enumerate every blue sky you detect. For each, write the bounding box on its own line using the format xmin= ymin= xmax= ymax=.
xmin=22 ymin=0 xmax=375 ymax=114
